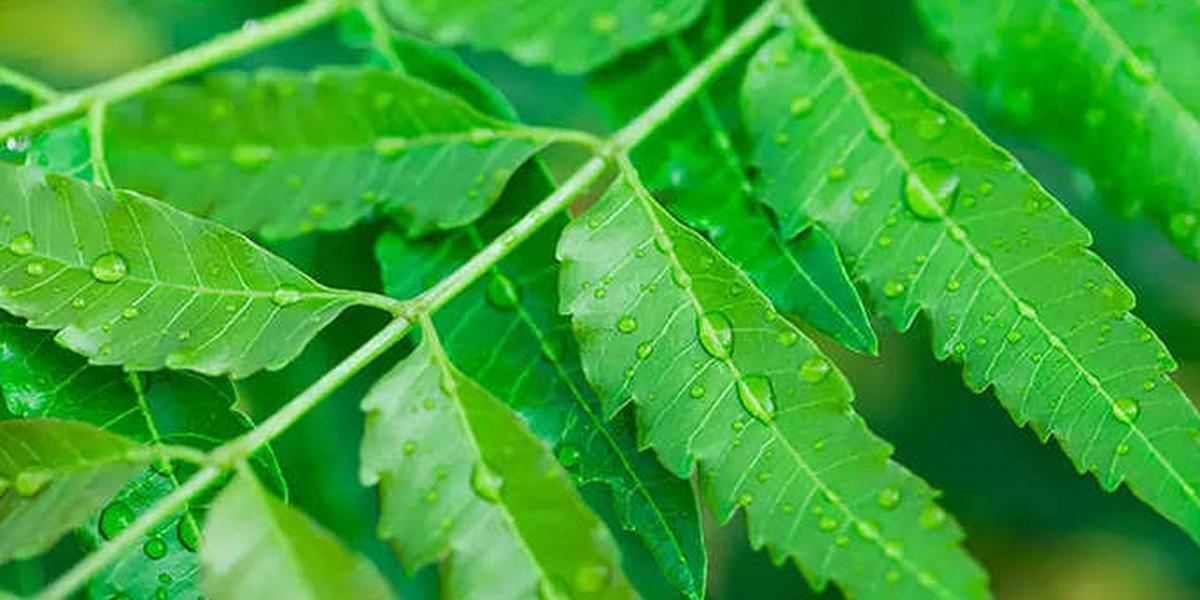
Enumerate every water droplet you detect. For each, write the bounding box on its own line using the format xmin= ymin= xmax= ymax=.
xmin=271 ymin=285 xmax=301 ymax=307
xmin=737 ymin=375 xmax=776 ymax=424
xmin=919 ymin=504 xmax=946 ymax=529
xmin=689 ymin=384 xmax=706 ymax=399
xmin=99 ymin=501 xmax=135 ymax=539
xmin=697 ymin=311 xmax=733 ymax=359
xmin=800 ymin=356 xmax=831 ymax=383
xmin=573 ymin=564 xmax=610 ymax=593
xmin=636 ymin=341 xmax=653 ymax=359
xmin=1116 ymin=443 xmax=1130 ymax=456
xmin=15 ymin=469 xmax=51 ymax=497
xmin=855 ymin=519 xmax=880 ymax=540
xmin=486 ymin=274 xmax=520 ymax=309
xmin=122 ymin=306 xmax=140 ymax=319
xmin=877 ymin=486 xmax=901 ymax=509
xmin=612 ymin=315 xmax=639 ymax=336
xmin=1122 ymin=54 xmax=1156 ymax=84
xmin=852 ymin=187 xmax=872 ymax=204
xmin=91 ymin=252 xmax=128 ymax=283
xmin=777 ymin=329 xmax=799 ymax=347
xmin=978 ymin=179 xmax=995 ymax=196
xmin=230 ymin=144 xmax=275 ymax=172
xmin=886 ymin=570 xmax=902 ymax=584
xmin=590 ymin=11 xmax=618 ymax=33
xmin=8 ymin=232 xmax=34 ymax=256
xmin=25 ymin=262 xmax=45 ymax=277
xmin=143 ymin=537 xmax=168 ymax=560
xmin=71 ymin=297 xmax=86 ymax=309
xmin=177 ymin=516 xmax=200 ymax=552
xmin=1006 ymin=330 xmax=1023 ymax=343
xmin=556 ymin=443 xmax=582 ymax=468
xmin=946 ymin=279 xmax=961 ymax=292
xmin=818 ymin=515 xmax=839 ymax=531
xmin=916 ymin=109 xmax=947 ymax=140
xmin=1112 ymin=397 xmax=1140 ymax=423
xmin=790 ymin=96 xmax=813 ymax=116
xmin=883 ymin=279 xmax=905 ymax=299
xmin=470 ymin=463 xmax=503 ymax=503
xmin=827 ymin=164 xmax=847 ymax=181
xmin=903 ymin=158 xmax=959 ymax=220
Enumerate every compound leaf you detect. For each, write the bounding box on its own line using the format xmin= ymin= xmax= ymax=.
xmin=558 ymin=172 xmax=989 ymax=599
xmin=201 ymin=471 xmax=396 ymax=600
xmin=104 ymin=67 xmax=549 ymax=239
xmin=379 ymin=0 xmax=707 ymax=74
xmin=0 ymin=419 xmax=146 ymax=563
xmin=0 ymin=317 xmax=284 ymax=599
xmin=917 ymin=0 xmax=1200 ymax=259
xmin=0 ymin=162 xmax=379 ymax=377
xmin=588 ymin=2 xmax=877 ymax=354
xmin=743 ymin=5 xmax=1200 ymax=546
xmin=360 ymin=319 xmax=636 ymax=600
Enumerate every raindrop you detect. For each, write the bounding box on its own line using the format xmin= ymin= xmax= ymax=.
xmin=1116 ymin=443 xmax=1130 ymax=456
xmin=15 ymin=469 xmax=51 ymax=497
xmin=790 ymin=96 xmax=813 ymax=116
xmin=636 ymin=341 xmax=653 ymax=359
xmin=230 ymin=145 xmax=275 ymax=172
xmin=689 ymin=384 xmax=706 ymax=399
xmin=903 ymin=158 xmax=960 ymax=220
xmin=402 ymin=441 xmax=417 ymax=456
xmin=777 ymin=329 xmax=799 ymax=347
xmin=556 ymin=443 xmax=582 ymax=468
xmin=800 ymin=356 xmax=830 ymax=383
xmin=946 ymin=279 xmax=961 ymax=292
xmin=25 ymin=262 xmax=45 ymax=277
xmin=8 ymin=232 xmax=34 ymax=256
xmin=143 ymin=537 xmax=168 ymax=560
xmin=818 ymin=516 xmax=839 ymax=531
xmin=877 ymin=486 xmax=901 ymax=509
xmin=72 ymin=297 xmax=86 ymax=309
xmin=271 ymin=285 xmax=302 ymax=307
xmin=122 ymin=306 xmax=140 ymax=319
xmin=90 ymin=252 xmax=128 ymax=283
xmin=919 ymin=504 xmax=946 ymax=529
xmin=882 ymin=279 xmax=905 ymax=298
xmin=916 ymin=109 xmax=947 ymax=140
xmin=737 ymin=375 xmax=776 ymax=424
xmin=1112 ymin=397 xmax=1140 ymax=423
xmin=470 ymin=463 xmax=504 ymax=503
xmin=827 ymin=164 xmax=847 ymax=181
xmin=616 ymin=315 xmax=638 ymax=334
xmin=99 ymin=501 xmax=136 ymax=539
xmin=486 ymin=274 xmax=520 ymax=309
xmin=697 ymin=311 xmax=733 ymax=359
xmin=1122 ymin=54 xmax=1156 ymax=84
xmin=852 ymin=187 xmax=871 ymax=204
xmin=855 ymin=519 xmax=880 ymax=540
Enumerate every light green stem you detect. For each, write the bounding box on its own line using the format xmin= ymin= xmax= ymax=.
xmin=0 ymin=0 xmax=354 ymax=141
xmin=0 ymin=66 xmax=59 ymax=103
xmin=31 ymin=2 xmax=781 ymax=597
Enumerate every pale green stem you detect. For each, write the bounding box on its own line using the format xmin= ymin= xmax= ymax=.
xmin=31 ymin=3 xmax=780 ymax=596
xmin=0 ymin=0 xmax=355 ymax=141
xmin=358 ymin=0 xmax=406 ymax=71
xmin=0 ymin=66 xmax=59 ymax=103
xmin=87 ymin=103 xmax=114 ymax=189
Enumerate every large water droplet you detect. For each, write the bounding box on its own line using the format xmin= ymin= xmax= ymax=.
xmin=99 ymin=500 xmax=136 ymax=539
xmin=90 ymin=252 xmax=128 ymax=283
xmin=697 ymin=311 xmax=733 ymax=359
xmin=882 ymin=279 xmax=905 ymax=298
xmin=877 ymin=486 xmax=901 ymax=509
xmin=143 ymin=537 xmax=168 ymax=560
xmin=903 ymin=158 xmax=960 ymax=220
xmin=25 ymin=262 xmax=45 ymax=277
xmin=486 ymin=274 xmax=520 ymax=309
xmin=556 ymin=443 xmax=582 ymax=468
xmin=15 ymin=469 xmax=52 ymax=497
xmin=800 ymin=356 xmax=831 ymax=383
xmin=737 ymin=375 xmax=776 ymax=424
xmin=635 ymin=341 xmax=653 ymax=359
xmin=270 ymin=285 xmax=301 ymax=307
xmin=8 ymin=232 xmax=34 ymax=256
xmin=470 ymin=463 xmax=503 ymax=503
xmin=230 ymin=144 xmax=275 ymax=172
xmin=616 ymin=315 xmax=638 ymax=334
xmin=1112 ymin=397 xmax=1140 ymax=423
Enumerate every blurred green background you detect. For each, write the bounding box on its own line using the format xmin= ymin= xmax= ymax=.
xmin=1 ymin=0 xmax=1197 ymax=598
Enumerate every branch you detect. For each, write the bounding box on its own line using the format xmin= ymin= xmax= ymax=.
xmin=30 ymin=2 xmax=781 ymax=596
xmin=0 ymin=0 xmax=355 ymax=141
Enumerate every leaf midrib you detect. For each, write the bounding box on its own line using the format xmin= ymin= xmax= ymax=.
xmin=785 ymin=2 xmax=1200 ymax=510
xmin=621 ymin=164 xmax=959 ymax=600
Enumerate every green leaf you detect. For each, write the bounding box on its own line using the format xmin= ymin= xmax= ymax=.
xmin=201 ymin=471 xmax=397 ymax=600
xmin=587 ymin=3 xmax=877 ymax=354
xmin=0 ymin=419 xmax=146 ymax=563
xmin=0 ymin=162 xmax=378 ymax=377
xmin=742 ymin=9 xmax=1200 ymax=546
xmin=360 ymin=319 xmax=637 ymax=600
xmin=376 ymin=180 xmax=706 ymax=598
xmin=916 ymin=0 xmax=1200 ymax=259
xmin=379 ymin=0 xmax=707 ymax=73
xmin=0 ymin=317 xmax=285 ymax=599
xmin=104 ymin=67 xmax=548 ymax=239
xmin=558 ymin=172 xmax=989 ymax=599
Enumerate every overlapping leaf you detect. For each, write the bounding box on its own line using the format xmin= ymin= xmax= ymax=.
xmin=0 ymin=162 xmax=377 ymax=377
xmin=379 ymin=0 xmax=708 ymax=74
xmin=104 ymin=67 xmax=548 ymax=238
xmin=917 ymin=0 xmax=1200 ymax=259
xmin=558 ymin=173 xmax=988 ymax=599
xmin=0 ymin=318 xmax=284 ymax=598
xmin=0 ymin=419 xmax=145 ymax=563
xmin=360 ymin=321 xmax=636 ymax=600
xmin=374 ymin=39 xmax=706 ymax=599
xmin=202 ymin=471 xmax=396 ymax=600
xmin=588 ymin=3 xmax=876 ymax=354
xmin=743 ymin=6 xmax=1200 ymax=545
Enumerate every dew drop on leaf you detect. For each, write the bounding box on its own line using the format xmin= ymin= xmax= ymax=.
xmin=485 ymin=273 xmax=520 ymax=309
xmin=903 ymin=158 xmax=960 ymax=220
xmin=697 ymin=311 xmax=733 ymax=359
xmin=800 ymin=356 xmax=831 ymax=383
xmin=25 ymin=262 xmax=45 ymax=277
xmin=271 ymin=285 xmax=302 ymax=307
xmin=230 ymin=144 xmax=275 ymax=172
xmin=90 ymin=252 xmax=128 ymax=283
xmin=790 ymin=96 xmax=813 ymax=116
xmin=689 ymin=384 xmax=706 ymax=399
xmin=99 ymin=500 xmax=136 ymax=539
xmin=143 ymin=537 xmax=168 ymax=560
xmin=616 ymin=315 xmax=638 ymax=334
xmin=555 ymin=443 xmax=582 ymax=468
xmin=777 ymin=329 xmax=799 ymax=347
xmin=919 ymin=504 xmax=946 ymax=529
xmin=470 ymin=463 xmax=503 ymax=503
xmin=1112 ymin=397 xmax=1140 ymax=423
xmin=8 ymin=232 xmax=34 ymax=256
xmin=877 ymin=487 xmax=901 ymax=509
xmin=14 ymin=469 xmax=52 ymax=497
xmin=882 ymin=279 xmax=905 ymax=298
xmin=737 ymin=375 xmax=776 ymax=424
xmin=635 ymin=341 xmax=653 ymax=359
xmin=916 ymin=109 xmax=947 ymax=140
xmin=818 ymin=515 xmax=839 ymax=531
